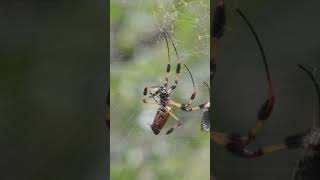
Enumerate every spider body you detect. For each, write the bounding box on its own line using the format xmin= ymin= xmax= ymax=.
xmin=158 ymin=87 xmax=170 ymax=102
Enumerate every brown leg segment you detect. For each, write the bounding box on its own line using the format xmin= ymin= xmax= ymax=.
xmin=163 ymin=32 xmax=171 ymax=88
xmin=211 ymin=130 xmax=308 ymax=158
xmin=219 ymin=9 xmax=276 ymax=146
xmin=163 ymin=29 xmax=181 ymax=91
xmin=169 ymin=99 xmax=209 ymax=112
xmin=164 ymin=106 xmax=182 ymax=135
xmin=143 ymin=86 xmax=161 ymax=104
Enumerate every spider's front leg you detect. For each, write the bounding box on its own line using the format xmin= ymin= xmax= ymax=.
xmin=211 ymin=130 xmax=307 ymax=158
xmin=142 ymin=86 xmax=161 ymax=104
xmin=228 ymin=8 xmax=276 ymax=145
xmin=245 ymin=94 xmax=275 ymax=144
xmin=209 ymin=9 xmax=277 ymax=159
xmin=164 ymin=106 xmax=183 ymax=135
xmin=163 ymin=30 xmax=181 ymax=91
xmin=169 ymin=99 xmax=210 ymax=112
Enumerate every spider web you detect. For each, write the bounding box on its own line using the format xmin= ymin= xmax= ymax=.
xmin=151 ymin=0 xmax=210 ymax=62
xmin=110 ymin=0 xmax=210 ymax=179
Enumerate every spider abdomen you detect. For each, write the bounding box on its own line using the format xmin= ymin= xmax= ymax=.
xmin=150 ymin=109 xmax=170 ymax=135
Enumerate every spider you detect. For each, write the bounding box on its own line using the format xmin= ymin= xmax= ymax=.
xmin=211 ymin=8 xmax=276 ymax=158
xmin=142 ymin=29 xmax=209 ymax=135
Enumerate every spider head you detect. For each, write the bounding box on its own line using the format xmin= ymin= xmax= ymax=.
xmin=158 ymin=86 xmax=169 ymax=99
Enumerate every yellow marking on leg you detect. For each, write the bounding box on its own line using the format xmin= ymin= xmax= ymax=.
xmin=263 ymin=144 xmax=287 ymax=153
xmin=248 ymin=120 xmax=264 ymax=138
xmin=168 ymin=100 xmax=182 ymax=108
xmin=165 ymin=109 xmax=180 ymax=122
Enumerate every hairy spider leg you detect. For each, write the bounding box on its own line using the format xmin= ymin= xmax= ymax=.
xmin=211 ymin=131 xmax=290 ymax=158
xmin=162 ymin=29 xmax=181 ymax=91
xmin=212 ymin=128 xmax=316 ymax=159
xmin=231 ymin=9 xmax=275 ymax=145
xmin=210 ymin=8 xmax=276 ymax=157
xmin=142 ymin=86 xmax=161 ymax=104
xmin=212 ymin=64 xmax=320 ymax=158
xmin=183 ymin=64 xmax=197 ymax=107
xmin=164 ymin=106 xmax=182 ymax=135
xmin=163 ymin=98 xmax=209 ymax=134
xmin=163 ymin=31 xmax=198 ymax=108
xmin=163 ymin=32 xmax=171 ymax=88
xmin=169 ymin=99 xmax=209 ymax=112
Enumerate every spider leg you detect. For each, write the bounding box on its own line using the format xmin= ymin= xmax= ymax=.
xmin=164 ymin=108 xmax=182 ymax=135
xmin=183 ymin=64 xmax=197 ymax=106
xmin=226 ymin=142 xmax=288 ymax=158
xmin=169 ymin=99 xmax=209 ymax=112
xmin=209 ymin=94 xmax=274 ymax=147
xmin=163 ymin=29 xmax=181 ymax=91
xmin=163 ymin=32 xmax=171 ymax=88
xmin=227 ymin=9 xmax=276 ymax=145
xmin=243 ymin=94 xmax=276 ymax=144
xmin=143 ymin=98 xmax=160 ymax=105
xmin=163 ymin=30 xmax=197 ymax=97
xmin=143 ymin=95 xmax=160 ymax=105
xmin=143 ymin=86 xmax=161 ymax=104
xmin=212 ymin=130 xmax=307 ymax=158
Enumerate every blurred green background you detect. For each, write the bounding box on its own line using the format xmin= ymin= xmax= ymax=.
xmin=110 ymin=0 xmax=210 ymax=180
xmin=0 ymin=1 xmax=108 ymax=179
